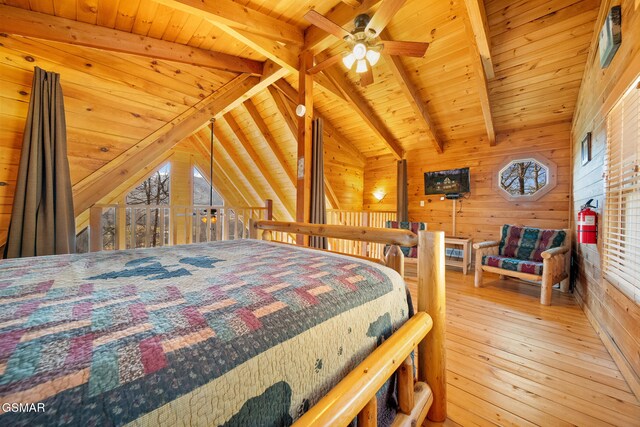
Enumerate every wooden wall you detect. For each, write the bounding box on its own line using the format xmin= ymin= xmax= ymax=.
xmin=570 ymin=0 xmax=640 ymax=394
xmin=364 ymin=123 xmax=572 ymax=243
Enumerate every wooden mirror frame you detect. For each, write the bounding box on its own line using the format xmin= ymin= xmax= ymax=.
xmin=493 ymin=152 xmax=557 ymax=202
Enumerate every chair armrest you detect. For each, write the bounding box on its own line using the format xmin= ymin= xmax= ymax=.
xmin=541 ymin=246 xmax=570 ymax=259
xmin=473 ymin=241 xmax=499 ymax=250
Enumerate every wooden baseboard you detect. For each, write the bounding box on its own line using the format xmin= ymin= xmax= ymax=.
xmin=574 ymin=291 xmax=640 ymax=400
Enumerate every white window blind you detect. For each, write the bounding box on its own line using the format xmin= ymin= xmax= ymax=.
xmin=603 ymin=77 xmax=640 ymax=304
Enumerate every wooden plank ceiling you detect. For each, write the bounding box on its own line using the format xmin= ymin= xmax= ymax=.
xmin=0 ymin=0 xmax=599 ymax=236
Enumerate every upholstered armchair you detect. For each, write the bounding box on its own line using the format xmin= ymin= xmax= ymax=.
xmin=473 ymin=225 xmax=570 ymax=305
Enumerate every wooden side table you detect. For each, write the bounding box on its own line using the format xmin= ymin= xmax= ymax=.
xmin=444 ymin=236 xmax=473 ymax=275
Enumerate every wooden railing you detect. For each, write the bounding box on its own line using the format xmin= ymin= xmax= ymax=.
xmin=326 ymin=209 xmax=397 ymax=259
xmin=88 ymin=201 xmax=274 ymax=251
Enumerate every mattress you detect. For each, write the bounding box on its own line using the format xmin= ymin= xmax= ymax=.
xmin=0 ymin=239 xmax=410 ymax=426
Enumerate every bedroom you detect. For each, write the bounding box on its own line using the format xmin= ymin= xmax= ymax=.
xmin=0 ymin=0 xmax=639 ymax=425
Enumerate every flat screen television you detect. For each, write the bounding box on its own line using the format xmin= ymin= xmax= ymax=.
xmin=424 ymin=167 xmax=470 ymax=195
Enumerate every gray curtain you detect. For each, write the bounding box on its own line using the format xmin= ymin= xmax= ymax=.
xmin=310 ymin=118 xmax=327 ymax=249
xmin=397 ymin=159 xmax=408 ymax=222
xmin=4 ymin=67 xmax=75 ymax=258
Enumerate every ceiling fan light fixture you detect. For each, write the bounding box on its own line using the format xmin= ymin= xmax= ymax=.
xmin=366 ymin=49 xmax=381 ymax=66
xmin=355 ymin=59 xmax=368 ymax=74
xmin=342 ymin=52 xmax=356 ymax=69
xmin=353 ymin=42 xmax=367 ymax=60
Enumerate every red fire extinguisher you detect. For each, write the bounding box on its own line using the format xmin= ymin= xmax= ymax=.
xmin=578 ymin=199 xmax=597 ymax=244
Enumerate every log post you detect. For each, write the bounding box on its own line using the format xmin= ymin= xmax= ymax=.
xmin=357 ymin=397 xmax=377 ymax=427
xmin=384 ymin=244 xmax=404 ymax=278
xmin=418 ymin=230 xmax=446 ymax=422
xmin=560 ymin=251 xmax=570 ymax=292
xmin=541 ymin=257 xmax=553 ymax=305
xmin=296 ymin=50 xmax=313 ymax=246
xmin=264 ymin=199 xmax=273 ymax=220
xmin=397 ymin=356 xmax=415 ymax=415
xmin=89 ymin=206 xmax=102 ymax=252
xmin=474 ymin=246 xmax=484 ymax=287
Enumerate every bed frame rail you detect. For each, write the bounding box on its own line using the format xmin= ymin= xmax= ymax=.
xmin=250 ymin=220 xmax=447 ymax=425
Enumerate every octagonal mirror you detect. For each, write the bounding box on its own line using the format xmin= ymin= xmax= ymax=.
xmin=494 ymin=153 xmax=557 ymax=201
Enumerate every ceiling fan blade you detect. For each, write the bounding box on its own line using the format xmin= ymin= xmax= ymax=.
xmin=308 ymin=53 xmax=343 ymax=75
xmin=380 ymin=40 xmax=429 ymax=57
xmin=365 ymin=0 xmax=407 ymax=37
xmin=304 ymin=10 xmax=352 ymax=40
xmin=360 ymin=67 xmax=374 ymax=87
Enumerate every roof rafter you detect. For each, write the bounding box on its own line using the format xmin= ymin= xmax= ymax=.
xmin=380 ymin=29 xmax=443 ymax=153
xmin=72 ymin=74 xmax=260 ymax=215
xmin=211 ymin=132 xmax=268 ymax=207
xmin=156 ymin=0 xmax=303 ymax=45
xmin=190 ymin=131 xmax=257 ymax=207
xmin=463 ymin=0 xmax=495 ymax=79
xmin=0 ymin=5 xmax=263 ymax=75
xmin=462 ymin=0 xmax=496 ymax=146
xmin=223 ymin=113 xmax=295 ymax=218
xmin=242 ymin=99 xmax=296 ymax=186
xmin=273 ymin=80 xmax=366 ymax=166
xmin=322 ymin=67 xmax=404 ymax=159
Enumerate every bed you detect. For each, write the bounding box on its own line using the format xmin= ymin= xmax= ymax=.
xmin=0 ymin=221 xmax=446 ymax=426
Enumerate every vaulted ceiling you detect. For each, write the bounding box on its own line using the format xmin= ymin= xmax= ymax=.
xmin=0 ymin=0 xmax=600 ymax=237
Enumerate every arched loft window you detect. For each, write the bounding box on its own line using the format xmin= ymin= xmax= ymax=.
xmin=124 ymin=163 xmax=171 ymax=249
xmin=126 ymin=163 xmax=171 ymax=206
xmin=193 ymin=167 xmax=223 ymax=206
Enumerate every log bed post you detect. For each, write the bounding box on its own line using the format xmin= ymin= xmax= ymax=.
xmin=251 ymin=221 xmax=446 ymax=425
xmin=384 ymin=244 xmax=405 ymax=277
xmin=418 ymin=230 xmax=447 ymax=422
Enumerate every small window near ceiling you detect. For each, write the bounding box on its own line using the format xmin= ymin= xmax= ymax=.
xmin=603 ymin=77 xmax=640 ymax=305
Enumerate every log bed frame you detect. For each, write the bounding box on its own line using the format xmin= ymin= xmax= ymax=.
xmin=250 ymin=220 xmax=447 ymax=426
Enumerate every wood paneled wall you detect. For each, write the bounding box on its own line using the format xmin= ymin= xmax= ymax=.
xmin=570 ymin=0 xmax=640 ymax=394
xmin=364 ymin=123 xmax=571 ymax=243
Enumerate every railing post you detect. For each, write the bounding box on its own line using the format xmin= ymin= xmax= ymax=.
xmin=89 ymin=206 xmax=102 ymax=252
xmin=264 ymin=199 xmax=273 ymax=220
xmin=384 ymin=244 xmax=404 ymax=278
xmin=223 ymin=208 xmax=231 ymax=241
xmin=418 ymin=230 xmax=446 ymax=422
xmin=117 ymin=205 xmax=126 ymax=250
xmin=361 ymin=211 xmax=369 ymax=257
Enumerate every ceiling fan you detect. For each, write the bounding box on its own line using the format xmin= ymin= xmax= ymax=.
xmin=304 ymin=0 xmax=429 ymax=86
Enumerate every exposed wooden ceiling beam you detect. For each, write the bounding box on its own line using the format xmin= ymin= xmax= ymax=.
xmin=273 ymin=80 xmax=366 ymax=166
xmin=213 ymin=132 xmax=269 ymax=207
xmin=304 ymin=0 xmax=384 ymax=54
xmin=268 ymin=85 xmax=299 ymax=138
xmin=242 ymin=99 xmax=296 ymax=186
xmin=217 ymin=60 xmax=288 ymax=116
xmin=463 ymin=0 xmax=495 ymax=79
xmin=380 ymin=30 xmax=443 ymax=153
xmin=0 ymin=5 xmax=263 ymax=75
xmin=72 ymin=74 xmax=259 ymax=214
xmin=322 ymin=67 xmax=404 ymax=159
xmin=462 ymin=6 xmax=496 ymax=146
xmin=156 ymin=0 xmax=302 ymax=46
xmin=158 ymin=0 xmax=301 ymax=74
xmin=223 ymin=113 xmax=295 ymax=218
xmin=190 ymin=131 xmax=256 ymax=207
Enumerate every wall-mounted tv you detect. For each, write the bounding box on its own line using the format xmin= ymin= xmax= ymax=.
xmin=424 ymin=167 xmax=470 ymax=195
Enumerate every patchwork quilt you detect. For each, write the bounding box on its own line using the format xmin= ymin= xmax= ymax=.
xmin=0 ymin=240 xmax=410 ymax=426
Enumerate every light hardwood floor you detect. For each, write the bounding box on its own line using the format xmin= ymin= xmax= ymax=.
xmin=405 ymin=270 xmax=640 ymax=427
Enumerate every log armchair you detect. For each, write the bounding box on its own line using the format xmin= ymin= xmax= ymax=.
xmin=473 ymin=225 xmax=570 ymax=305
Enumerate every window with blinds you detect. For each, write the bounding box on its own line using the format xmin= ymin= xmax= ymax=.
xmin=603 ymin=77 xmax=640 ymax=305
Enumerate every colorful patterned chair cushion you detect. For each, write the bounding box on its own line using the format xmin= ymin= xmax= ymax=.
xmin=384 ymin=221 xmax=426 ymax=258
xmin=498 ymin=225 xmax=566 ymax=262
xmin=482 ymin=255 xmax=544 ymax=276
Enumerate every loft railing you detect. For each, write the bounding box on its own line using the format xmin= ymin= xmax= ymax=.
xmin=326 ymin=209 xmax=397 ymax=258
xmin=88 ymin=200 xmax=283 ymax=252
